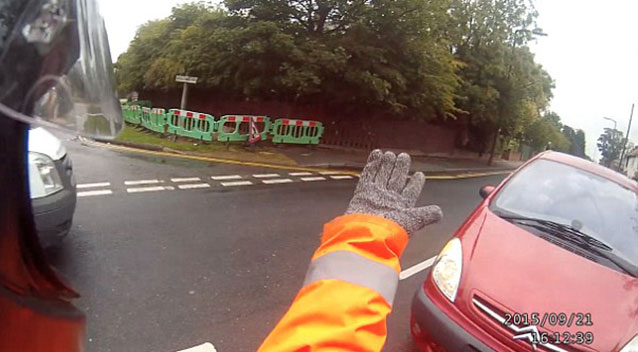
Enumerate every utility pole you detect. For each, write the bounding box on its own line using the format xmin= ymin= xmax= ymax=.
xmin=619 ymin=103 xmax=634 ymax=172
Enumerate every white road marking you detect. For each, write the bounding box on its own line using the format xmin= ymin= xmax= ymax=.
xmin=77 ymin=182 xmax=110 ymax=189
xmin=175 ymin=342 xmax=217 ymax=352
xmin=78 ymin=190 xmax=112 ymax=197
xmin=319 ymin=171 xmax=341 ymax=175
xmin=262 ymin=178 xmax=293 ymax=184
xmin=399 ymin=256 xmax=436 ymax=280
xmin=171 ymin=177 xmax=201 ymax=183
xmin=221 ymin=180 xmax=253 ymax=187
xmin=178 ymin=183 xmax=211 ymax=190
xmin=301 ymin=177 xmax=326 ymax=182
xmin=330 ymin=175 xmax=354 ymax=180
xmin=126 ymin=186 xmax=173 ymax=193
xmin=211 ymin=175 xmax=242 ymax=180
xmin=289 ymin=172 xmax=313 ymax=176
xmin=124 ymin=179 xmax=161 ymax=186
xmin=253 ymin=173 xmax=280 ymax=178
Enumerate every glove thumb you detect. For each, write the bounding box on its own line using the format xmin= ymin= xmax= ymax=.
xmin=414 ymin=205 xmax=443 ymax=228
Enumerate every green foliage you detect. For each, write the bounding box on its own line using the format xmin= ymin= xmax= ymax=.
xmin=115 ymin=0 xmax=569 ymax=149
xmin=522 ymin=111 xmax=569 ymax=153
xmin=561 ymin=125 xmax=587 ymax=158
xmin=597 ymin=127 xmax=624 ymax=167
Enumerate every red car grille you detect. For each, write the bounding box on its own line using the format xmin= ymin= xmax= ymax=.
xmin=471 ymin=295 xmax=587 ymax=352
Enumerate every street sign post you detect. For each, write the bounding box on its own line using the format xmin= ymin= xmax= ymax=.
xmin=175 ymin=75 xmax=198 ymax=110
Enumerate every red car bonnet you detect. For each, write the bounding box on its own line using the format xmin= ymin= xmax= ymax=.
xmin=455 ymin=207 xmax=638 ymax=351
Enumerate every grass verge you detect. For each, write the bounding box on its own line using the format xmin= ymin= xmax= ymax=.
xmin=115 ymin=125 xmax=297 ymax=166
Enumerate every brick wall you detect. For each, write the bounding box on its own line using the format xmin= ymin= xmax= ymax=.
xmin=138 ymin=89 xmax=458 ymax=154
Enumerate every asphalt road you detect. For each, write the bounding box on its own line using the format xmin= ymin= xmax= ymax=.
xmin=48 ymin=136 xmax=507 ymax=352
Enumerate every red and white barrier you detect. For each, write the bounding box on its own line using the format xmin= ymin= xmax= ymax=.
xmin=225 ymin=116 xmax=267 ymax=123
xmin=281 ymin=119 xmax=318 ymax=127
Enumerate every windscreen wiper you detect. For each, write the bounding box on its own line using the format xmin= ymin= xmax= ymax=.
xmin=501 ymin=216 xmax=611 ymax=250
xmin=499 ymin=215 xmax=638 ymax=277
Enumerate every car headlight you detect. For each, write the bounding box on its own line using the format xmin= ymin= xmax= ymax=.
xmin=432 ymin=238 xmax=463 ymax=302
xmin=28 ymin=152 xmax=63 ymax=199
xmin=620 ymin=335 xmax=638 ymax=352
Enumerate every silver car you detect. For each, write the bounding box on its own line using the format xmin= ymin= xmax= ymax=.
xmin=28 ymin=127 xmax=77 ymax=247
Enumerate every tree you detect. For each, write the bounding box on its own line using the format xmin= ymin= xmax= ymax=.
xmin=115 ymin=0 xmax=557 ymax=153
xmin=522 ymin=112 xmax=569 ymax=153
xmin=597 ymin=128 xmax=624 ymax=167
xmin=116 ymin=0 xmax=461 ymax=118
xmin=446 ymin=0 xmax=553 ymax=161
xmin=561 ymin=125 xmax=586 ymax=158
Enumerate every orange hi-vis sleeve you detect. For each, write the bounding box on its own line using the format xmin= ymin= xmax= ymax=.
xmin=257 ymin=214 xmax=409 ymax=352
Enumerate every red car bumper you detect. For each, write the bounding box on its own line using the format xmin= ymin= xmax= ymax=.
xmin=410 ymin=284 xmax=493 ymax=352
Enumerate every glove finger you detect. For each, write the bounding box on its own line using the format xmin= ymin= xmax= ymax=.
xmin=402 ymin=171 xmax=425 ymax=206
xmin=375 ymin=151 xmax=397 ymax=188
xmin=359 ymin=149 xmax=383 ymax=184
xmin=388 ymin=153 xmax=411 ymax=193
xmin=414 ymin=205 xmax=443 ymax=228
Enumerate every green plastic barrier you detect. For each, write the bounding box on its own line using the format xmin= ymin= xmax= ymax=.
xmin=140 ymin=107 xmax=153 ymax=130
xmin=121 ymin=105 xmax=132 ymax=123
xmin=271 ymin=118 xmax=324 ymax=145
xmin=149 ymin=108 xmax=167 ymax=133
xmin=217 ymin=115 xmax=271 ymax=142
xmin=125 ymin=105 xmax=142 ymax=125
xmin=166 ymin=109 xmax=215 ymax=141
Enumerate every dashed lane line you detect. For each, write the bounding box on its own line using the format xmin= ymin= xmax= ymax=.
xmin=289 ymin=172 xmax=313 ymax=176
xmin=127 ymin=186 xmax=175 ymax=193
xmin=330 ymin=175 xmax=354 ymax=180
xmin=300 ymin=176 xmax=327 ymax=182
xmin=171 ymin=177 xmax=202 ymax=183
xmin=178 ymin=183 xmax=211 ymax=190
xmin=253 ymin=173 xmax=280 ymax=178
xmin=78 ymin=190 xmax=113 ymax=197
xmin=262 ymin=178 xmax=293 ymax=184
xmin=319 ymin=171 xmax=342 ymax=175
xmin=399 ymin=256 xmax=436 ymax=280
xmin=175 ymin=342 xmax=217 ymax=352
xmin=124 ymin=179 xmax=162 ymax=186
xmin=211 ymin=175 xmax=242 ymax=181
xmin=77 ymin=182 xmax=111 ymax=189
xmin=78 ymin=173 xmax=357 ymax=198
xmin=221 ymin=180 xmax=253 ymax=187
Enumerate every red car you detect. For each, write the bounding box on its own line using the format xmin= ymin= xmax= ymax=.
xmin=411 ymin=151 xmax=638 ymax=352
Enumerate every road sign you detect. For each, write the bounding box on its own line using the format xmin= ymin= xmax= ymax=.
xmin=176 ymin=76 xmax=198 ymax=109
xmin=175 ymin=75 xmax=198 ymax=84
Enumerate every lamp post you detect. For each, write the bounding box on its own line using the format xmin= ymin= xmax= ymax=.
xmin=603 ymin=116 xmax=617 ymax=131
xmin=487 ymin=28 xmax=548 ymax=166
xmin=619 ymin=104 xmax=635 ymax=172
xmin=601 ymin=116 xmax=620 ymax=170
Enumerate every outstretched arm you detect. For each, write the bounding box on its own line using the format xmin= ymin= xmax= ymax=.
xmin=257 ymin=150 xmax=442 ymax=352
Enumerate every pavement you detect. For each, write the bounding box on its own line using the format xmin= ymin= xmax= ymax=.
xmin=95 ymin=134 xmax=524 ymax=177
xmin=278 ymin=145 xmax=524 ymax=174
xmin=48 ymin=133 xmax=509 ymax=352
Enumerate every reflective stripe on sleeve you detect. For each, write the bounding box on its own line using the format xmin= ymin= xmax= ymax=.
xmin=302 ymin=250 xmax=399 ymax=306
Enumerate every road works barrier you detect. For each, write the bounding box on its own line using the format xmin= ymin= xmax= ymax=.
xmin=166 ymin=109 xmax=216 ymax=141
xmin=271 ymin=119 xmax=324 ymax=145
xmin=123 ymin=105 xmax=142 ymax=125
xmin=121 ymin=104 xmax=324 ymax=145
xmin=217 ymin=115 xmax=271 ymax=142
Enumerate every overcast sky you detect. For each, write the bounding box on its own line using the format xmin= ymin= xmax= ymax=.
xmin=102 ymin=0 xmax=638 ymax=160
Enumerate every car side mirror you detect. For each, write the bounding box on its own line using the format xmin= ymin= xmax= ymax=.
xmin=479 ymin=185 xmax=495 ymax=199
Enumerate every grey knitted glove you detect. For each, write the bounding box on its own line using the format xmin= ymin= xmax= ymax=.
xmin=346 ymin=149 xmax=443 ymax=235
